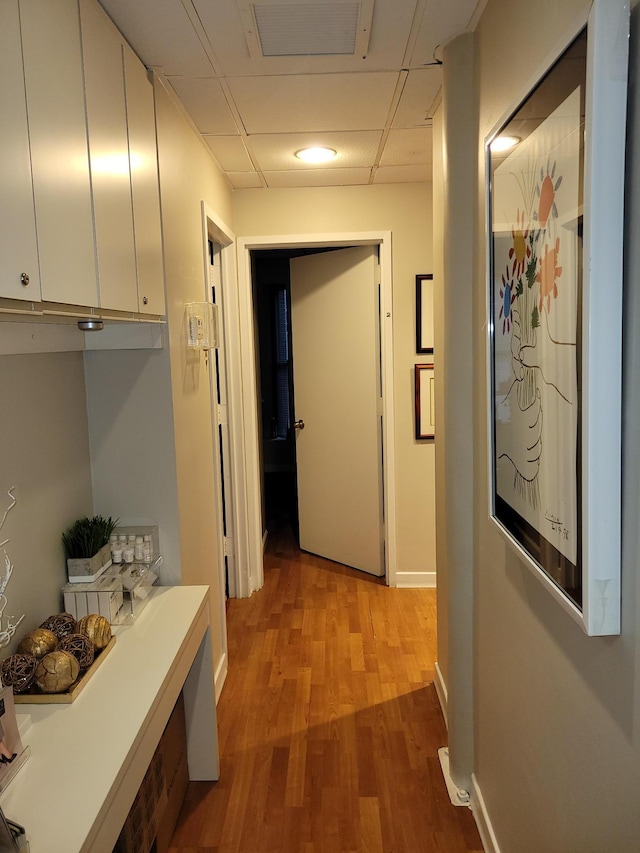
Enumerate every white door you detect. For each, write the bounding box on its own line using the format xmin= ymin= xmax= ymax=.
xmin=290 ymin=245 xmax=384 ymax=577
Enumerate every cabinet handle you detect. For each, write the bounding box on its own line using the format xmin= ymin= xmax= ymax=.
xmin=20 ymin=272 xmax=29 ymax=287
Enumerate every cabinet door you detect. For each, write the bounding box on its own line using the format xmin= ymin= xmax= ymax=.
xmin=80 ymin=0 xmax=137 ymax=312
xmin=123 ymin=45 xmax=166 ymax=316
xmin=20 ymin=0 xmax=99 ymax=307
xmin=0 ymin=0 xmax=40 ymax=302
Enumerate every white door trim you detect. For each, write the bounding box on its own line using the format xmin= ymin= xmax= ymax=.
xmin=235 ymin=231 xmax=397 ymax=593
xmin=199 ymin=203 xmax=240 ymax=700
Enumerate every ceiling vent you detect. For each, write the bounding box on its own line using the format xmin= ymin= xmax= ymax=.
xmin=240 ymin=1 xmax=374 ymax=59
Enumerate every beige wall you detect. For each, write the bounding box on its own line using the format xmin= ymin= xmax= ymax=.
xmin=87 ymin=79 xmax=234 ymax=681
xmin=432 ymin=105 xmax=448 ymax=687
xmin=437 ymin=0 xmax=640 ymax=848
xmin=0 ymin=351 xmax=93 ymax=653
xmin=147 ymin=79 xmax=232 ymax=670
xmin=232 ymin=182 xmax=435 ymax=580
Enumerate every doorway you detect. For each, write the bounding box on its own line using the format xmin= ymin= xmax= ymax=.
xmin=253 ymin=250 xmax=298 ymax=540
xmin=234 ymin=232 xmax=397 ymax=595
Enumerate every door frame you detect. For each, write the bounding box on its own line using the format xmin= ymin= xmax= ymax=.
xmin=235 ymin=231 xmax=397 ymax=594
xmin=201 ymin=206 xmax=237 ymax=703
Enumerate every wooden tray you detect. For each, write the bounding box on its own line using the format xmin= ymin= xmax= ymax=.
xmin=14 ymin=636 xmax=116 ymax=704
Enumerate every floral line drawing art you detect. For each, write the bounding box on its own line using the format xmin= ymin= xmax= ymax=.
xmin=491 ymin=84 xmax=581 ymax=572
xmin=496 ymin=158 xmax=573 ymax=512
xmin=488 ymin=14 xmax=628 ymax=634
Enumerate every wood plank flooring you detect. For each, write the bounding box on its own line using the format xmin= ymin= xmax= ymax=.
xmin=169 ymin=522 xmax=483 ymax=853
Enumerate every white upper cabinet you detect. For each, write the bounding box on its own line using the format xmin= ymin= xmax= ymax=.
xmin=20 ymin=0 xmax=99 ymax=307
xmin=80 ymin=0 xmax=138 ymax=313
xmin=0 ymin=0 xmax=40 ymax=302
xmin=11 ymin=0 xmax=165 ymax=316
xmin=123 ymin=44 xmax=166 ymax=316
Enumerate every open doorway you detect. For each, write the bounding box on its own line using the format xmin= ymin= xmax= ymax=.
xmin=234 ymin=231 xmax=396 ymax=595
xmin=252 ymin=245 xmax=386 ymax=578
xmin=254 ymin=248 xmax=350 ymax=544
xmin=253 ymin=250 xmax=298 ymax=541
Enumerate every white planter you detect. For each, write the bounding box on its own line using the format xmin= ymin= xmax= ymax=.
xmin=66 ymin=543 xmax=112 ymax=584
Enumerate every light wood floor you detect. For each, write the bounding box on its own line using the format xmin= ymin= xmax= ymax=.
xmin=169 ymin=521 xmax=483 ymax=853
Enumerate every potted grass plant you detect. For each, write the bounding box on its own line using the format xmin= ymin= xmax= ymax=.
xmin=62 ymin=515 xmax=118 ymax=583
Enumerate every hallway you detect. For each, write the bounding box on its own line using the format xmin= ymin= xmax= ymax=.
xmin=169 ymin=522 xmax=483 ymax=852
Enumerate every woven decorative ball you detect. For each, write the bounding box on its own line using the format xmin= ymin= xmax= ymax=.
xmin=40 ymin=612 xmax=77 ymax=640
xmin=35 ymin=650 xmax=80 ymax=693
xmin=59 ymin=633 xmax=95 ymax=670
xmin=17 ymin=628 xmax=58 ymax=659
xmin=1 ymin=654 xmax=38 ymax=693
xmin=77 ymin=614 xmax=111 ymax=650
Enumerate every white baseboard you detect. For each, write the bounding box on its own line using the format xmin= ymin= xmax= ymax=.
xmin=438 ymin=747 xmax=471 ymax=806
xmin=394 ymin=570 xmax=436 ymax=588
xmin=471 ymin=773 xmax=501 ymax=853
xmin=434 ymin=660 xmax=448 ymax=728
xmin=214 ymin=652 xmax=228 ymax=704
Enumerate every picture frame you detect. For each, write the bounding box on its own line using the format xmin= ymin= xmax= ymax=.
xmin=415 ymin=274 xmax=434 ymax=354
xmin=486 ymin=0 xmax=628 ymax=636
xmin=415 ymin=363 xmax=435 ymax=440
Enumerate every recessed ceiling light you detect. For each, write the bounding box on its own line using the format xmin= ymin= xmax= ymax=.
xmin=295 ymin=147 xmax=337 ymax=164
xmin=490 ymin=135 xmax=521 ymax=153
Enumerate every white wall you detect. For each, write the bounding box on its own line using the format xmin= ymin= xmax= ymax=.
xmin=438 ymin=0 xmax=640 ymax=849
xmin=85 ymin=345 xmax=181 ymax=584
xmin=0 ymin=351 xmax=93 ymax=653
xmin=232 ymin=182 xmax=435 ymax=583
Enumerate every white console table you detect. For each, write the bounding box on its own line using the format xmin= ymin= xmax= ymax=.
xmin=0 ymin=585 xmax=219 ymax=852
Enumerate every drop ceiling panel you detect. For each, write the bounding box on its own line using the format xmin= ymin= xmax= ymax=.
xmin=264 ymin=167 xmax=371 ymax=188
xmin=379 ymin=128 xmax=431 ymax=166
xmin=193 ymin=0 xmax=417 ymax=76
xmin=227 ymin=171 xmax=264 ymax=188
xmin=374 ymin=164 xmax=430 ymax=183
xmin=98 ymin=0 xmax=215 ymax=76
xmin=410 ymin=0 xmax=481 ymax=67
xmin=249 ymin=130 xmax=381 ymax=171
xmin=393 ymin=68 xmax=442 ymax=127
xmin=227 ymin=72 xmax=399 ymax=134
xmin=204 ymin=136 xmax=254 ymax=171
xmin=168 ymin=77 xmax=238 ymax=134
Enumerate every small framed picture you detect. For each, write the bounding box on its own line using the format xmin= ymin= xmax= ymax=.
xmin=415 ymin=364 xmax=435 ymax=440
xmin=416 ymin=274 xmax=434 ymax=354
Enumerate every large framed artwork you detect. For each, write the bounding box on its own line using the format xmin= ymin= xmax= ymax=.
xmin=487 ymin=0 xmax=628 ymax=635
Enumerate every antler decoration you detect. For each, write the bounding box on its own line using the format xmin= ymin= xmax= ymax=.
xmin=0 ymin=488 xmax=25 ymax=648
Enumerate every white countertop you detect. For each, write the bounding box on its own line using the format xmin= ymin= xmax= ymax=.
xmin=0 ymin=585 xmax=216 ymax=853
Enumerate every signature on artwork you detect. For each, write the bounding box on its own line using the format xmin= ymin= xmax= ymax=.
xmin=545 ymin=510 xmax=569 ymax=540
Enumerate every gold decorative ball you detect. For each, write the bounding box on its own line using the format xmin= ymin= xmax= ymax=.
xmin=40 ymin=612 xmax=77 ymax=640
xmin=17 ymin=628 xmax=58 ymax=659
xmin=77 ymin=614 xmax=111 ymax=649
xmin=35 ymin=650 xmax=80 ymax=693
